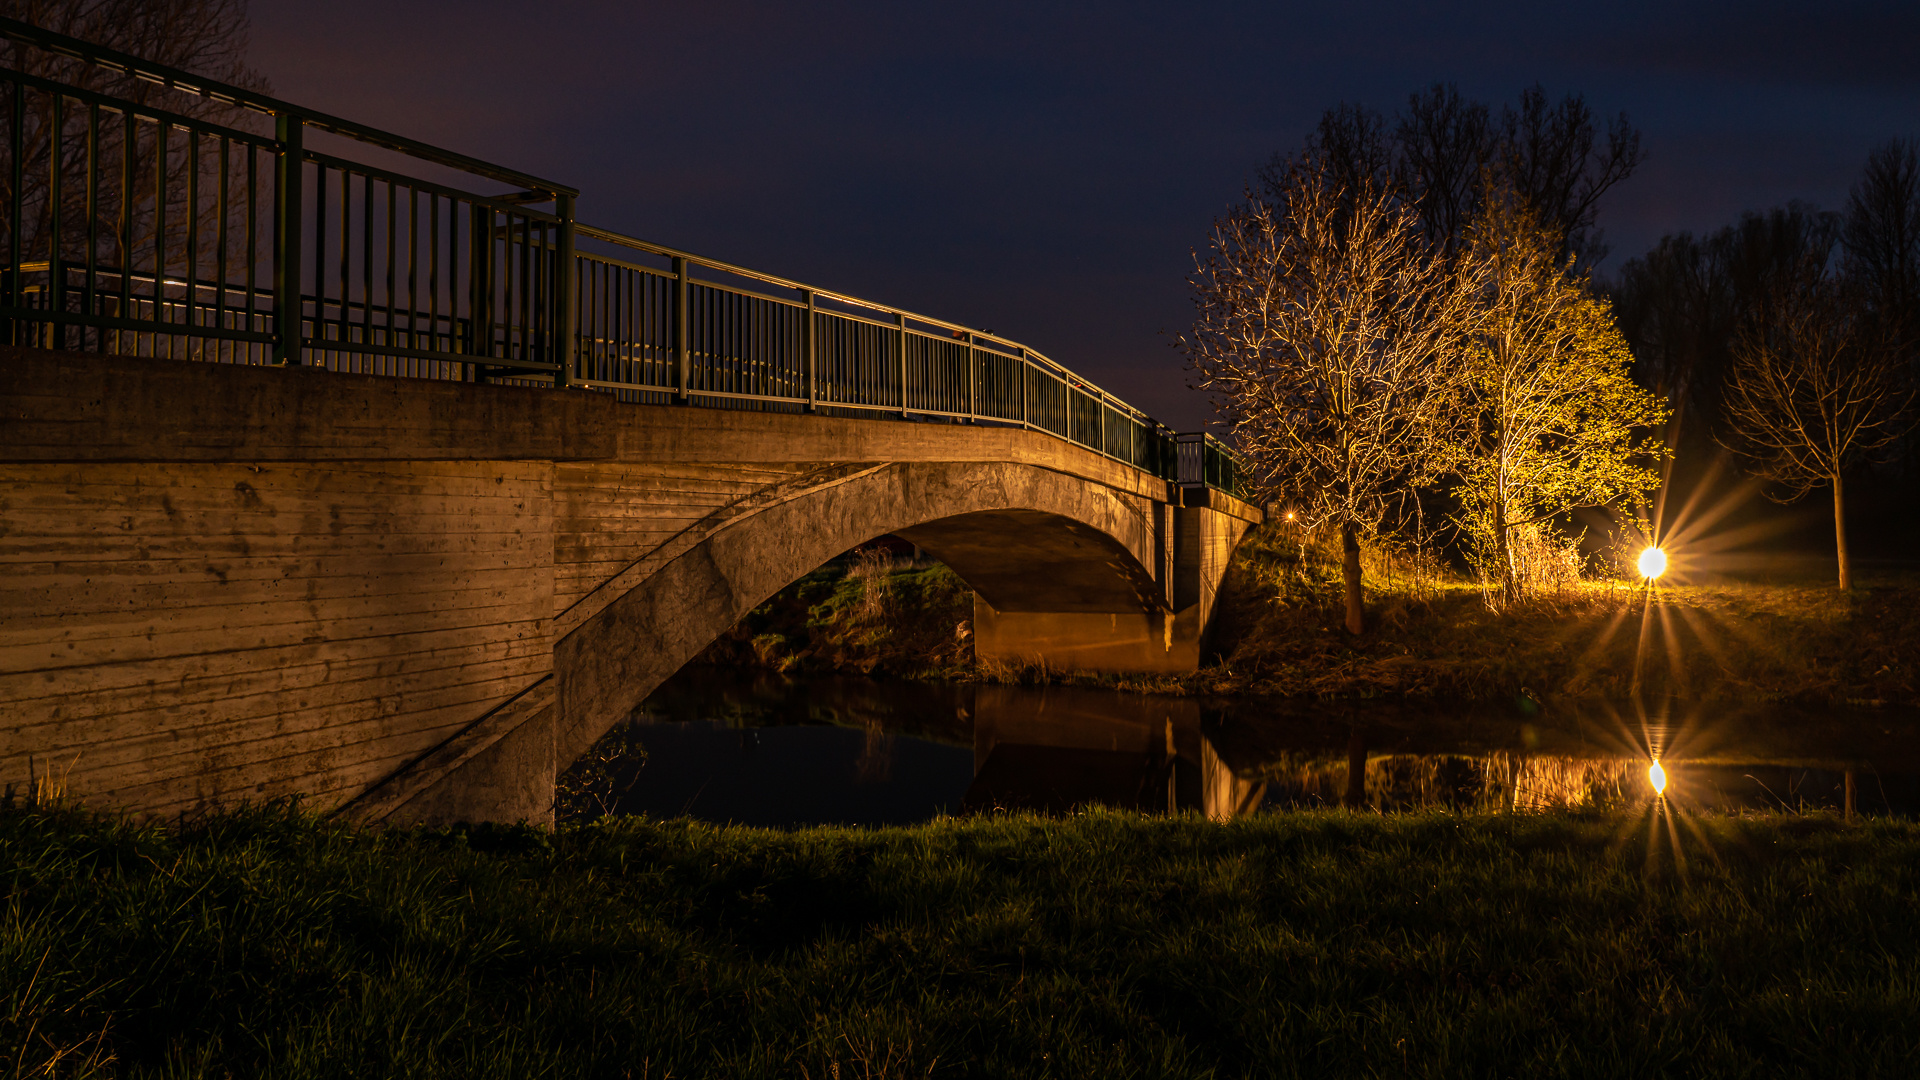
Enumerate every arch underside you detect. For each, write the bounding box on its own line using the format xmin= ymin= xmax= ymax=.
xmin=552 ymin=459 xmax=1165 ymax=770
xmin=898 ymin=509 xmax=1160 ymax=613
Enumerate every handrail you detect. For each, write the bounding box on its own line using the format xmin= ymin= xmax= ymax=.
xmin=0 ymin=21 xmax=1244 ymax=493
xmin=1174 ymin=432 xmax=1255 ymax=501
xmin=573 ymin=223 xmax=1159 ymax=426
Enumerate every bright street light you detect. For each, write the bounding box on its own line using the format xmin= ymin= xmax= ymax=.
xmin=1637 ymin=546 xmax=1668 ymax=581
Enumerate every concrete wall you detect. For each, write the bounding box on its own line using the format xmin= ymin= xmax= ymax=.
xmin=0 ymin=458 xmax=553 ymax=818
xmin=2 ymin=347 xmax=1256 ymax=824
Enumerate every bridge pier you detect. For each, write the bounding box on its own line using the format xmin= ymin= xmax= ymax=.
xmin=1 ymin=347 xmax=1258 ymax=826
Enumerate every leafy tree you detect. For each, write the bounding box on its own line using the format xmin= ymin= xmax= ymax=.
xmin=1449 ymin=194 xmax=1669 ymax=604
xmin=1184 ymin=154 xmax=1478 ymax=634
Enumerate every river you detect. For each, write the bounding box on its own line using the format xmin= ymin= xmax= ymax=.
xmin=585 ymin=665 xmax=1920 ymax=826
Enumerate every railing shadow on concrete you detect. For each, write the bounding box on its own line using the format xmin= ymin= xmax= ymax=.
xmin=0 ymin=15 xmax=1255 ymax=491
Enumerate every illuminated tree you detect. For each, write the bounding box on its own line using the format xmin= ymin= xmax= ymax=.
xmin=1184 ymin=154 xmax=1479 ymax=634
xmin=1449 ymin=193 xmax=1669 ymax=604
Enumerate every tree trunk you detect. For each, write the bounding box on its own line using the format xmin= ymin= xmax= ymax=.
xmin=1344 ymin=726 xmax=1368 ymax=809
xmin=1341 ymin=521 xmax=1365 ymax=635
xmin=1493 ymin=487 xmax=1518 ymax=607
xmin=1833 ymin=471 xmax=1852 ymax=591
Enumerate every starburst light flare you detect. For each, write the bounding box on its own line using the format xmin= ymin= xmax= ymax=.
xmin=1637 ymin=546 xmax=1668 ymax=580
xmin=1648 ymin=760 xmax=1668 ymax=795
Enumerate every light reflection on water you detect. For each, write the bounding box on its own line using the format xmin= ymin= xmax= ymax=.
xmin=593 ymin=666 xmax=1920 ymax=827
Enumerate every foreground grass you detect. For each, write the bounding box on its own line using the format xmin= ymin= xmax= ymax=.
xmin=6 ymin=805 xmax=1919 ymax=1077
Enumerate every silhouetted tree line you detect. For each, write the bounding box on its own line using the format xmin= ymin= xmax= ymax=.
xmin=1276 ymin=83 xmax=1644 ymax=268
xmin=1610 ymin=140 xmax=1920 ymax=588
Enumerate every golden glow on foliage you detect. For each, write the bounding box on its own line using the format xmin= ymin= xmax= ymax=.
xmin=1648 ymin=760 xmax=1668 ymax=795
xmin=1638 ymin=546 xmax=1668 ymax=580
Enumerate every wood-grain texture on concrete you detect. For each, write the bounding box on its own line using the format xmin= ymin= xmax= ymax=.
xmin=0 ymin=458 xmax=553 ymax=817
xmin=1 ymin=347 xmax=1258 ymax=823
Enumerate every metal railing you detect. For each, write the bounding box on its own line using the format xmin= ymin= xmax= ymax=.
xmin=0 ymin=17 xmax=1206 ymax=486
xmin=1175 ymin=432 xmax=1254 ymax=502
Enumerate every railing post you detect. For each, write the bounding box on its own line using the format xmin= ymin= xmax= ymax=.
xmin=1018 ymin=349 xmax=1029 ymax=430
xmin=468 ymin=202 xmax=494 ymax=380
xmin=272 ymin=113 xmax=303 ymax=365
xmin=674 ymin=255 xmax=690 ymax=402
xmin=803 ymin=289 xmax=817 ymax=412
xmin=896 ymin=311 xmax=908 ymax=418
xmin=6 ymin=77 xmax=22 ymax=347
xmin=47 ymin=93 xmax=62 ymax=350
xmin=965 ymin=333 xmax=975 ymax=423
xmin=553 ymin=192 xmax=576 ymax=388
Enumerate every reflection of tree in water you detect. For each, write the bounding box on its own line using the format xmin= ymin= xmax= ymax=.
xmin=1500 ymin=755 xmax=1638 ymax=811
xmin=853 ymin=720 xmax=894 ymax=784
xmin=1250 ymin=750 xmax=1640 ymax=812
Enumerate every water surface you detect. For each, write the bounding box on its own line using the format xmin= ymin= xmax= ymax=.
xmin=596 ymin=666 xmax=1920 ymax=827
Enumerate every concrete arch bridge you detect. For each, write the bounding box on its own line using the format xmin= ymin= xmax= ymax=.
xmin=0 ymin=20 xmax=1258 ymax=823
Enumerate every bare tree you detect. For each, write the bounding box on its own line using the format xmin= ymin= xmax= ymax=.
xmin=1184 ymin=154 xmax=1479 ymax=634
xmin=1610 ymin=230 xmax=1732 ymax=431
xmin=1286 ymin=84 xmax=1644 ymax=268
xmin=1 ymin=0 xmax=268 ymax=100
xmin=1 ymin=1 xmax=271 ymax=350
xmin=1393 ymin=84 xmax=1491 ymax=254
xmin=1719 ymin=257 xmax=1915 ymax=590
xmin=1612 ymin=202 xmax=1845 ymax=449
xmin=1844 ymin=137 xmax=1920 ymax=345
xmin=1300 ymin=103 xmax=1393 ymax=206
xmin=1843 ymin=138 xmax=1920 ymax=477
xmin=1490 ymin=85 xmax=1643 ymax=268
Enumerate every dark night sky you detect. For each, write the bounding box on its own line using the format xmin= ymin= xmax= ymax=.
xmin=247 ymin=1 xmax=1919 ymax=432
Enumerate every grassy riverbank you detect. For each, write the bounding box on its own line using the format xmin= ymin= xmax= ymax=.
xmin=709 ymin=530 xmax=1920 ymax=708
xmin=6 ymin=803 xmax=1919 ymax=1077
xmin=1195 ymin=526 xmax=1920 ymax=707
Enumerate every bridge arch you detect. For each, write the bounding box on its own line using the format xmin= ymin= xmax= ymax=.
xmin=552 ymin=458 xmax=1167 ymax=772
